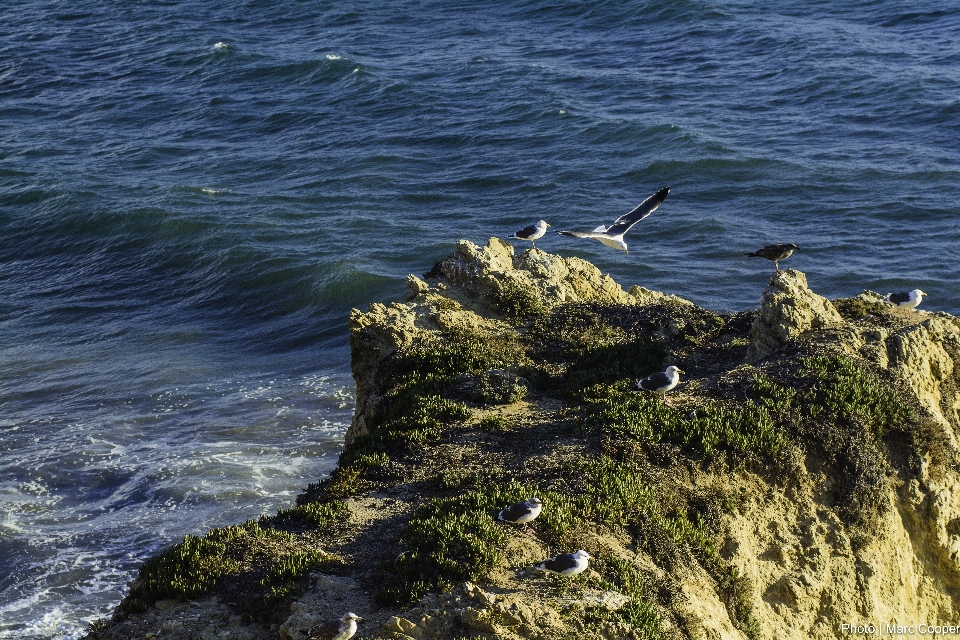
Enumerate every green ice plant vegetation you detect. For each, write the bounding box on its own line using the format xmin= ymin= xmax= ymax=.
xmin=800 ymin=355 xmax=913 ymax=440
xmin=583 ymin=383 xmax=788 ymax=458
xmin=275 ymin=500 xmax=349 ymax=528
xmin=259 ymin=550 xmax=338 ymax=609
xmin=119 ymin=521 xmax=293 ymax=615
xmin=120 ymin=510 xmax=346 ymax=617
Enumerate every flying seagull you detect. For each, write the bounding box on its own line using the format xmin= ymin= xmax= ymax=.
xmin=557 ymin=186 xmax=670 ymax=253
xmin=309 ymin=613 xmax=361 ymax=640
xmin=498 ymin=497 xmax=543 ymax=533
xmin=536 ymin=550 xmax=592 ymax=577
xmin=636 ymin=365 xmax=684 ymax=406
xmin=745 ymin=243 xmax=798 ymax=272
xmin=886 ymin=289 xmax=927 ymax=309
xmin=508 ymin=220 xmax=550 ymax=248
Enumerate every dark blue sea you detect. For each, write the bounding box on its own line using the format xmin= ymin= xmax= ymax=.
xmin=2 ymin=1 xmax=958 ymax=636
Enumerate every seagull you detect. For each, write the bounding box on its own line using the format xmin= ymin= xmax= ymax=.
xmin=886 ymin=289 xmax=927 ymax=309
xmin=536 ymin=550 xmax=592 ymax=577
xmin=557 ymin=186 xmax=670 ymax=253
xmin=498 ymin=498 xmax=543 ymax=533
xmin=508 ymin=220 xmax=550 ymax=248
xmin=636 ymin=365 xmax=684 ymax=406
xmin=745 ymin=243 xmax=798 ymax=273
xmin=309 ymin=613 xmax=361 ymax=640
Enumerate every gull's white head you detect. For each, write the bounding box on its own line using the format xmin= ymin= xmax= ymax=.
xmin=574 ymin=550 xmax=592 ymax=560
xmin=913 ymin=289 xmax=927 ymax=299
xmin=537 ymin=220 xmax=551 ymax=228
xmin=666 ymin=366 xmax=684 ymax=378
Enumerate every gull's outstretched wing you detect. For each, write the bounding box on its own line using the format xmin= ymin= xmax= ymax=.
xmin=558 ymin=230 xmax=609 ymax=239
xmin=605 ymin=186 xmax=670 ymax=237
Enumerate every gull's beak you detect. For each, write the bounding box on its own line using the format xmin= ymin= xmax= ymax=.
xmin=546 ymin=223 xmax=551 ymax=227
xmin=678 ymin=369 xmax=685 ymax=374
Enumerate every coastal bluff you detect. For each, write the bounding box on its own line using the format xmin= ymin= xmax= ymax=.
xmin=88 ymin=239 xmax=960 ymax=640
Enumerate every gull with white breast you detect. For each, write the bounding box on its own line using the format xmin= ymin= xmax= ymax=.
xmin=636 ymin=365 xmax=684 ymax=406
xmin=508 ymin=220 xmax=550 ymax=248
xmin=497 ymin=497 xmax=542 ymax=533
xmin=886 ymin=289 xmax=926 ymax=310
xmin=536 ymin=549 xmax=592 ymax=577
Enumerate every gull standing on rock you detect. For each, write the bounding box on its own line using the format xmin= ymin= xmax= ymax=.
xmin=886 ymin=289 xmax=927 ymax=309
xmin=508 ymin=220 xmax=550 ymax=248
xmin=557 ymin=186 xmax=670 ymax=254
xmin=309 ymin=613 xmax=361 ymax=640
xmin=745 ymin=243 xmax=798 ymax=273
xmin=635 ymin=366 xmax=684 ymax=406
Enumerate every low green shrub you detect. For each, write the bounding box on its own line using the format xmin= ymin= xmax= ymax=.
xmin=120 ymin=521 xmax=293 ymax=614
xmin=259 ymin=550 xmax=339 ymax=608
xmin=276 ymin=500 xmax=349 ymax=528
xmin=584 ymin=386 xmax=787 ymax=458
xmin=801 ymin=355 xmax=913 ymax=440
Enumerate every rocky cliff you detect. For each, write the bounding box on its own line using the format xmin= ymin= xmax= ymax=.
xmin=87 ymin=240 xmax=960 ymax=640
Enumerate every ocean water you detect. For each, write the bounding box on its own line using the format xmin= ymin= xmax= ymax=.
xmin=1 ymin=1 xmax=958 ymax=637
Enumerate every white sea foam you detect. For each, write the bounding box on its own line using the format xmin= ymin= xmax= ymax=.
xmin=213 ymin=42 xmax=228 ymax=50
xmin=3 ymin=368 xmax=352 ymax=638
xmin=325 ymin=54 xmax=342 ymax=60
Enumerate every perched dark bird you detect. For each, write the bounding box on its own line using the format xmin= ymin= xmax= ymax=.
xmin=536 ymin=550 xmax=592 ymax=576
xmin=508 ymin=220 xmax=550 ymax=248
xmin=558 ymin=187 xmax=670 ymax=253
xmin=745 ymin=243 xmax=798 ymax=272
xmin=498 ymin=497 xmax=543 ymax=532
xmin=309 ymin=612 xmax=361 ymax=640
xmin=886 ymin=289 xmax=927 ymax=309
xmin=635 ymin=366 xmax=684 ymax=406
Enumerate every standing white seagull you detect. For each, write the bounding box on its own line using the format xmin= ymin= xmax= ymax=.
xmin=498 ymin=497 xmax=543 ymax=534
xmin=635 ymin=365 xmax=684 ymax=406
xmin=886 ymin=289 xmax=927 ymax=309
xmin=536 ymin=550 xmax=592 ymax=578
xmin=557 ymin=186 xmax=670 ymax=253
xmin=508 ymin=220 xmax=550 ymax=248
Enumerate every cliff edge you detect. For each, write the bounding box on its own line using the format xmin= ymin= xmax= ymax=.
xmin=88 ymin=240 xmax=960 ymax=640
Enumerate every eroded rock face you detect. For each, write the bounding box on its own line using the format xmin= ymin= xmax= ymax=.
xmin=747 ymin=270 xmax=844 ymax=362
xmin=883 ymin=315 xmax=960 ymax=598
xmin=437 ymin=238 xmax=637 ymax=310
xmin=888 ymin=316 xmax=960 ymax=441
